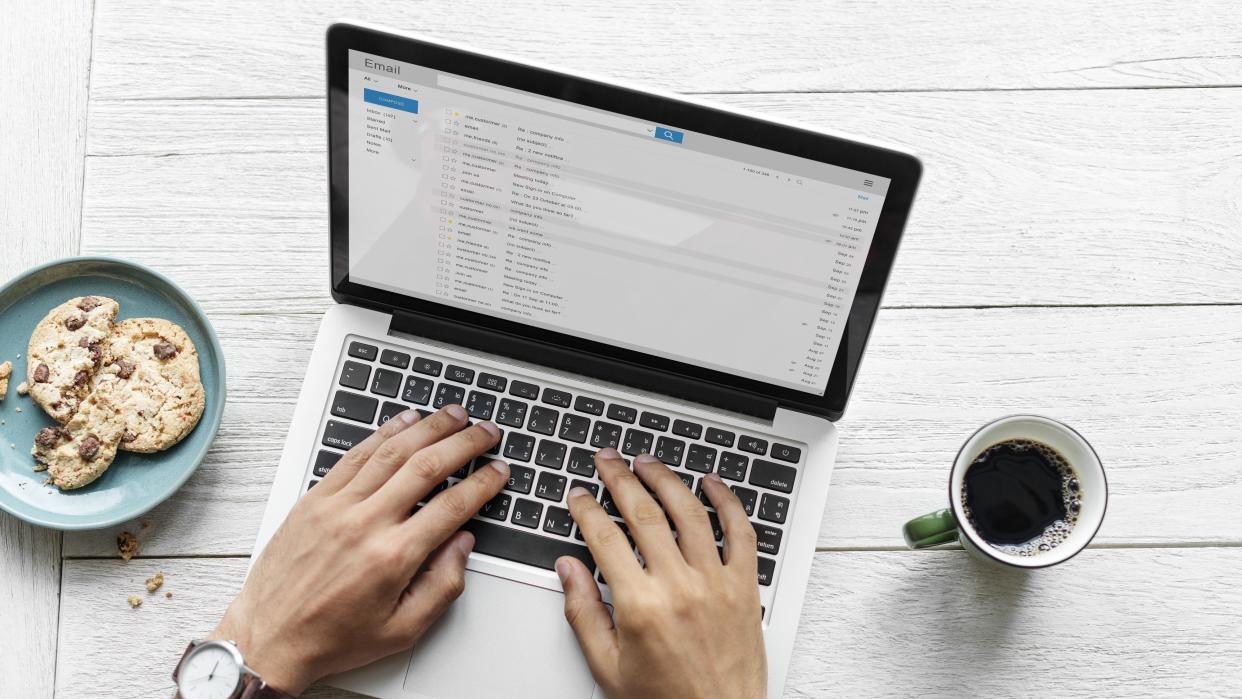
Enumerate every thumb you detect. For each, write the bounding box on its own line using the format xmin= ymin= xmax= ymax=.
xmin=388 ymin=531 xmax=473 ymax=642
xmin=556 ymin=556 xmax=618 ymax=685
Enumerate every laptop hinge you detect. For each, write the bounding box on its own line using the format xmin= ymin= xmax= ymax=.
xmin=390 ymin=310 xmax=779 ymax=421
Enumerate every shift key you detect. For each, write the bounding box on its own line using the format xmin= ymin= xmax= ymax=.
xmin=749 ymin=459 xmax=796 ymax=493
xmin=322 ymin=420 xmax=374 ymax=451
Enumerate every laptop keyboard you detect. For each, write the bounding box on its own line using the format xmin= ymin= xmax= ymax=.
xmin=306 ymin=336 xmax=805 ymax=617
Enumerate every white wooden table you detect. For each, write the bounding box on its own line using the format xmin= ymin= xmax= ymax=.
xmin=3 ymin=2 xmax=1242 ymax=696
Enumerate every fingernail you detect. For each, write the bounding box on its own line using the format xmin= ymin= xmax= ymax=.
xmin=568 ymin=486 xmax=591 ymax=500
xmin=597 ymin=447 xmax=621 ymax=460
xmin=635 ymin=453 xmax=661 ymax=465
xmin=487 ymin=459 xmax=510 ymax=476
xmin=445 ymin=404 xmax=467 ymax=420
xmin=706 ymin=472 xmax=723 ymax=484
xmin=479 ymin=421 xmax=500 ymax=438
xmin=455 ymin=533 xmax=474 ymax=556
xmin=555 ymin=558 xmax=571 ymax=583
xmin=400 ymin=409 xmax=420 ymax=425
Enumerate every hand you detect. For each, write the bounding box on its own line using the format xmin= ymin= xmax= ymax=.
xmin=208 ymin=405 xmax=508 ymax=695
xmin=556 ymin=449 xmax=767 ymax=699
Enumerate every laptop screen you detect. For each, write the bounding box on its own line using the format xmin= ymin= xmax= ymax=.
xmin=346 ymin=49 xmax=891 ymax=397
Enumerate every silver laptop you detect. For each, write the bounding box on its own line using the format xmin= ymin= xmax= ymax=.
xmin=252 ymin=21 xmax=921 ymax=699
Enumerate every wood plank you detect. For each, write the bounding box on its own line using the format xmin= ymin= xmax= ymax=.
xmin=90 ymin=0 xmax=1242 ymax=98
xmin=0 ymin=2 xmax=96 ymax=698
xmin=62 ymin=304 xmax=1242 ymax=556
xmin=57 ymin=549 xmax=1242 ymax=697
xmin=82 ymin=87 xmax=1242 ymax=309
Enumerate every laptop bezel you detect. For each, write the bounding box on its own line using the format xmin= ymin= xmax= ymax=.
xmin=326 ymin=23 xmax=921 ymax=421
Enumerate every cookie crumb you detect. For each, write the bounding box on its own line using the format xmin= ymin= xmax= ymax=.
xmin=16 ymin=382 xmax=29 ymax=396
xmin=117 ymin=531 xmax=139 ymax=561
xmin=32 ymin=462 xmax=47 ymax=472
xmin=14 ymin=407 xmax=21 ymax=413
xmin=127 ymin=595 xmax=143 ymax=608
xmin=0 ymin=360 xmax=11 ymax=400
xmin=165 ymin=591 xmax=173 ymax=599
xmin=145 ymin=571 xmax=165 ymax=593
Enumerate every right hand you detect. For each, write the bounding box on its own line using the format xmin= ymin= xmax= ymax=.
xmin=555 ymin=448 xmax=768 ymax=699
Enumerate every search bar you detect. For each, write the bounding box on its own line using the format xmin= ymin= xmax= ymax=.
xmin=436 ymin=74 xmax=656 ymax=138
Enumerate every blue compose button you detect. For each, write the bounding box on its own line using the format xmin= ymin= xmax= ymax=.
xmin=653 ymin=126 xmax=684 ymax=143
xmin=364 ymin=88 xmax=419 ymax=114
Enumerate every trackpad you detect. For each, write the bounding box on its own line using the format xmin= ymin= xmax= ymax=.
xmin=403 ymin=569 xmax=598 ymax=698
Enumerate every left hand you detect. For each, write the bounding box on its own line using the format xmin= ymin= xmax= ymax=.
xmin=208 ymin=405 xmax=508 ymax=695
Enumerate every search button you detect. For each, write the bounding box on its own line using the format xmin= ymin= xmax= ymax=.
xmin=653 ymin=126 xmax=684 ymax=144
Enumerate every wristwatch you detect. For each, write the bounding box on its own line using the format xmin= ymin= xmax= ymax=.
xmin=173 ymin=639 xmax=294 ymax=699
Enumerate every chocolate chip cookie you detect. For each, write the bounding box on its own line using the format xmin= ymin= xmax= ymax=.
xmin=26 ymin=296 xmax=119 ymax=423
xmin=32 ymin=381 xmax=126 ymax=489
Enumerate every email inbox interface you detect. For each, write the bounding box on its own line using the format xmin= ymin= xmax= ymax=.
xmin=347 ymin=51 xmax=889 ymax=396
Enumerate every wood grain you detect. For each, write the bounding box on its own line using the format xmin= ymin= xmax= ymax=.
xmin=61 ymin=304 xmax=1242 ymax=557
xmin=89 ymin=0 xmax=1242 ymax=98
xmin=82 ymin=87 xmax=1242 ymax=310
xmin=56 ymin=549 xmax=1242 ymax=698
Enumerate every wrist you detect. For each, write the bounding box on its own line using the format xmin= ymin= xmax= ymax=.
xmin=207 ymin=610 xmax=313 ymax=696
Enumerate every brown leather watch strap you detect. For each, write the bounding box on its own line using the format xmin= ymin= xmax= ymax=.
xmin=239 ymin=676 xmax=296 ymax=699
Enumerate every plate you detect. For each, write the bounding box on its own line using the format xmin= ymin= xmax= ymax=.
xmin=0 ymin=257 xmax=225 ymax=530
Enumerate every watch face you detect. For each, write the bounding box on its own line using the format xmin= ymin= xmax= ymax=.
xmin=178 ymin=643 xmax=242 ymax=699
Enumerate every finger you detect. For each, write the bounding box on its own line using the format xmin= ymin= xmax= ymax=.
xmin=386 ymin=531 xmax=473 ymax=643
xmin=594 ymin=448 xmax=682 ymax=571
xmin=632 ymin=454 xmax=719 ymax=569
xmin=702 ymin=473 xmax=758 ymax=577
xmin=341 ymin=405 xmax=470 ymax=498
xmin=314 ymin=408 xmax=421 ymax=496
xmin=376 ymin=420 xmax=504 ymax=514
xmin=401 ymin=457 xmax=510 ymax=560
xmin=556 ymin=556 xmax=619 ymax=686
xmin=567 ymin=485 xmax=643 ymax=587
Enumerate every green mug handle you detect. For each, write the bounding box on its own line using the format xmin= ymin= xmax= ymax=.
xmin=902 ymin=508 xmax=961 ymax=548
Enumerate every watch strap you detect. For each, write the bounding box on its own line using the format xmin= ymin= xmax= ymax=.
xmin=239 ymin=677 xmax=295 ymax=699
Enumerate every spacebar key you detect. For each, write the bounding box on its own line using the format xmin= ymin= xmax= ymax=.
xmin=462 ymin=518 xmax=596 ymax=572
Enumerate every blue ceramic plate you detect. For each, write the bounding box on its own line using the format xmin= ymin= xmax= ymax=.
xmin=0 ymin=257 xmax=225 ymax=530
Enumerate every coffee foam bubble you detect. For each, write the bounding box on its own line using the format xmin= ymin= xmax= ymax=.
xmin=960 ymin=438 xmax=1082 ymax=558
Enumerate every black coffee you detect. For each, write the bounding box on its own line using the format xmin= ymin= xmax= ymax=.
xmin=961 ymin=439 xmax=1081 ymax=556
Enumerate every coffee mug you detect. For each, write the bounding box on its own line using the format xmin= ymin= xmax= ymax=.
xmin=902 ymin=415 xmax=1107 ymax=568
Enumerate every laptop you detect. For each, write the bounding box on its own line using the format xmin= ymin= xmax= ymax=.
xmin=252 ymin=21 xmax=920 ymax=699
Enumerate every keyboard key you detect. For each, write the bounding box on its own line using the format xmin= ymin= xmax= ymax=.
xmin=412 ymin=357 xmax=442 ymax=376
xmin=570 ymin=479 xmax=600 ymax=498
xmin=528 ymin=406 xmax=560 ymax=435
xmin=738 ymin=436 xmax=768 ymax=455
xmin=313 ymin=450 xmax=342 ymax=477
xmin=757 ymin=556 xmax=776 ymax=586
xmin=543 ymin=506 xmax=574 ymax=536
xmin=567 ymin=447 xmax=596 ymax=477
xmin=705 ymin=427 xmax=735 ymax=447
xmin=754 ymin=523 xmax=783 ymax=555
xmin=535 ymin=440 xmax=567 ymax=470
xmin=495 ymin=399 xmax=528 ymax=428
xmin=370 ymin=368 xmax=402 ymax=398
xmin=446 ymin=365 xmax=475 ymax=384
xmin=600 ymin=488 xmax=621 ymax=516
xmin=510 ymin=380 xmax=540 ymax=399
xmin=718 ymin=452 xmax=749 ymax=481
xmin=675 ymin=472 xmax=694 ymax=489
xmin=433 ymin=383 xmax=466 ymax=409
xmin=504 ymin=433 xmax=535 ymax=462
xmin=771 ymin=443 xmax=802 ymax=463
xmin=639 ymin=411 xmax=670 ymax=431
xmin=511 ymin=498 xmax=543 ymax=529
xmin=478 ymin=493 xmax=511 ymax=520
xmin=380 ymin=349 xmax=410 ymax=369
xmin=347 ymin=341 xmax=378 ymax=361
xmin=465 ymin=391 xmax=496 ymax=420
xmin=606 ymin=403 xmax=637 ymax=423
xmin=307 ymin=479 xmax=319 ymax=491
xmin=461 ymin=516 xmax=594 ymax=572
xmin=695 ymin=480 xmax=711 ymax=506
xmin=452 ymin=460 xmax=472 ymax=479
xmin=758 ymin=493 xmax=790 ymax=524
xmin=542 ymin=388 xmax=572 ymax=408
xmin=574 ymin=396 xmax=604 ymax=415
xmin=402 ymin=376 xmax=434 ymax=405
xmin=653 ymin=436 xmax=685 ymax=466
xmin=707 ymin=511 xmax=724 ymax=541
xmin=339 ymin=361 xmax=371 ymax=391
xmin=559 ymin=414 xmax=590 ymax=443
xmin=671 ymin=419 xmax=703 ymax=439
xmin=620 ymin=428 xmax=653 ymax=456
xmin=749 ymin=459 xmax=796 ymax=493
xmin=685 ymin=444 xmax=717 ymax=473
xmin=379 ymin=401 xmax=410 ymax=425
xmin=505 ymin=464 xmax=535 ymax=494
xmin=478 ymin=373 xmax=507 ymax=392
xmin=535 ymin=471 xmax=567 ymax=502
xmin=322 ymin=420 xmax=374 ymax=451
xmin=330 ymin=388 xmax=378 ymax=424
xmin=731 ymin=486 xmax=758 ymax=516
xmin=590 ymin=421 xmax=623 ymax=449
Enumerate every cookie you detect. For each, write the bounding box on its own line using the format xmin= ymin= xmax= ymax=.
xmin=91 ymin=318 xmax=205 ymax=453
xmin=32 ymin=382 xmax=126 ymax=490
xmin=26 ymin=296 xmax=119 ymax=423
xmin=0 ymin=361 xmax=10 ymax=401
